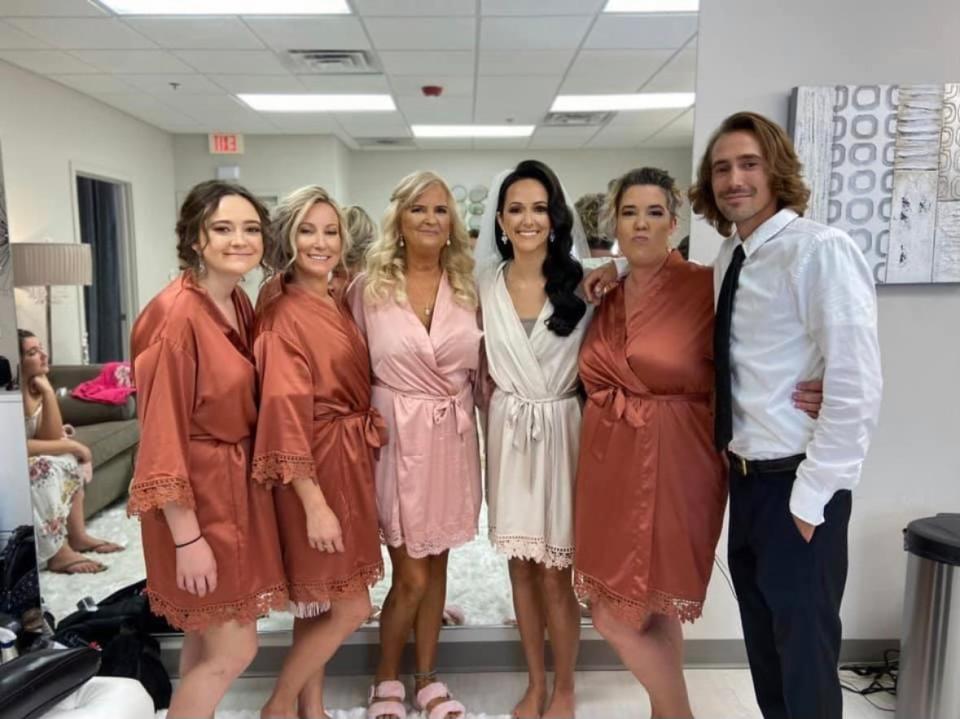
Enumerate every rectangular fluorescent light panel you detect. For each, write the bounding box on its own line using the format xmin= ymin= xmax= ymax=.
xmin=412 ymin=125 xmax=535 ymax=138
xmin=239 ymin=94 xmax=396 ymax=112
xmin=604 ymin=0 xmax=699 ymax=11
xmin=551 ymin=93 xmax=695 ymax=112
xmin=101 ymin=0 xmax=350 ymax=14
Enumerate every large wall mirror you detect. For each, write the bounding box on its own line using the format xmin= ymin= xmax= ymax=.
xmin=1 ymin=0 xmax=698 ymax=639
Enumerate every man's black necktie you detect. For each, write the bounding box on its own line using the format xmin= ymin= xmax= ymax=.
xmin=714 ymin=244 xmax=745 ymax=451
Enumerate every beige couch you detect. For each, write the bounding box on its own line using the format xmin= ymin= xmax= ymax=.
xmin=48 ymin=365 xmax=138 ymax=519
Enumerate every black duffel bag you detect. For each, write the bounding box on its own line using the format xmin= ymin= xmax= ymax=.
xmin=0 ymin=646 xmax=100 ymax=719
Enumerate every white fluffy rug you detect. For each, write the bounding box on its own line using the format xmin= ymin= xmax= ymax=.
xmin=42 ymin=501 xmax=516 ymax=628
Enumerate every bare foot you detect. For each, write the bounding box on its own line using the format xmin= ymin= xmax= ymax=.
xmin=46 ymin=546 xmax=106 ymax=574
xmin=70 ymin=535 xmax=124 ymax=553
xmin=260 ymin=700 xmax=298 ymax=719
xmin=542 ymin=686 xmax=575 ymax=718
xmin=512 ymin=682 xmax=546 ymax=718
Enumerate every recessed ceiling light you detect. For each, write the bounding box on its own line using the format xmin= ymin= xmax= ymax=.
xmin=412 ymin=125 xmax=535 ymax=138
xmin=239 ymin=94 xmax=396 ymax=112
xmin=603 ymin=0 xmax=699 ymax=11
xmin=551 ymin=93 xmax=695 ymax=112
xmin=100 ymin=0 xmax=349 ymax=14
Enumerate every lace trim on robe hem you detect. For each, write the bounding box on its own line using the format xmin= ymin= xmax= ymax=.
xmin=251 ymin=452 xmax=316 ymax=487
xmin=489 ymin=531 xmax=574 ymax=569
xmin=144 ymin=583 xmax=288 ymax=632
xmin=574 ymin=570 xmax=704 ymax=625
xmin=287 ymin=561 xmax=384 ymax=618
xmin=380 ymin=526 xmax=478 ymax=559
xmin=127 ymin=474 xmax=195 ymax=516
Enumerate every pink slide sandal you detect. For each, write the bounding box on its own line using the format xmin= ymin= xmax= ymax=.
xmin=367 ymin=679 xmax=407 ymax=719
xmin=415 ymin=681 xmax=465 ymax=719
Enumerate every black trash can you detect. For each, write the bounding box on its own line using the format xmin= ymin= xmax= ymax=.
xmin=897 ymin=513 xmax=960 ymax=719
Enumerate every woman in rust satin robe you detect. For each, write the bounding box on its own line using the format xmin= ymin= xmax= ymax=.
xmin=574 ymin=168 xmax=726 ymax=719
xmin=254 ymin=186 xmax=384 ymax=719
xmin=128 ymin=181 xmax=286 ymax=719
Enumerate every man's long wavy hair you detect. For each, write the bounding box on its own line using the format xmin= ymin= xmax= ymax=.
xmin=364 ymin=171 xmax=476 ymax=309
xmin=689 ymin=111 xmax=811 ymax=237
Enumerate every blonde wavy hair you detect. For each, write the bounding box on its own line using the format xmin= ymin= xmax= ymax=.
xmin=343 ymin=205 xmax=378 ymax=272
xmin=364 ymin=171 xmax=477 ymax=308
xmin=263 ymin=185 xmax=350 ymax=278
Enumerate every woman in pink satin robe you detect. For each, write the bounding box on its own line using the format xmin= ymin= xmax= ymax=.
xmin=349 ymin=171 xmax=480 ymax=719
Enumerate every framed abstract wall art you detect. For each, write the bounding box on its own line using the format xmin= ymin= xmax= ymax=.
xmin=789 ymin=83 xmax=960 ymax=284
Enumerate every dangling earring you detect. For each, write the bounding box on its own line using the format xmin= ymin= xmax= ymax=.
xmin=446 ymin=236 xmax=452 ymax=247
xmin=549 ymin=230 xmax=555 ymax=244
xmin=196 ymin=251 xmax=206 ymax=275
xmin=399 ymin=234 xmax=405 ymax=248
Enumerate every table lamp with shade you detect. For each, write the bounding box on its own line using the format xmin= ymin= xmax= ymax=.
xmin=11 ymin=242 xmax=93 ymax=363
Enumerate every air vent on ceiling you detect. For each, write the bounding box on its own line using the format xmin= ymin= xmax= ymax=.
xmin=543 ymin=111 xmax=615 ymax=127
xmin=355 ymin=137 xmax=417 ymax=149
xmin=283 ymin=49 xmax=380 ymax=75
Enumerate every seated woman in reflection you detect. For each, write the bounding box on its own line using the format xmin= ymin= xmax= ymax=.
xmin=475 ymin=160 xmax=590 ymax=719
xmin=348 ymin=171 xmax=481 ymax=719
xmin=253 ymin=186 xmax=384 ymax=719
xmin=18 ymin=329 xmax=123 ymax=575
xmin=127 ymin=181 xmax=287 ymax=719
xmin=330 ymin=204 xmax=378 ymax=293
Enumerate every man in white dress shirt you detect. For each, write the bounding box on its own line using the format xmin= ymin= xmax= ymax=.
xmin=689 ymin=111 xmax=883 ymax=719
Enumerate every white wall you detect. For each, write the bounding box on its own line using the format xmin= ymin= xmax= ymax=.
xmin=346 ymin=147 xmax=694 ymax=242
xmin=0 ymin=60 xmax=177 ymax=363
xmin=688 ymin=0 xmax=960 ymax=640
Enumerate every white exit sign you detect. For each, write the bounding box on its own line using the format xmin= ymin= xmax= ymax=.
xmin=209 ymin=133 xmax=244 ymax=154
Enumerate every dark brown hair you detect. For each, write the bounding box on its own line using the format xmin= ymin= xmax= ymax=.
xmin=17 ymin=329 xmax=36 ymax=359
xmin=689 ymin=111 xmax=810 ymax=237
xmin=602 ymin=167 xmax=683 ymax=238
xmin=175 ymin=180 xmax=272 ymax=273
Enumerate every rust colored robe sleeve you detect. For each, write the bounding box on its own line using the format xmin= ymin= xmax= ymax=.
xmin=252 ymin=330 xmax=317 ymax=486
xmin=127 ymin=337 xmax=197 ymax=515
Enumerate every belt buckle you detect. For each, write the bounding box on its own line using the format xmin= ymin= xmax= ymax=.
xmin=739 ymin=455 xmax=748 ymax=475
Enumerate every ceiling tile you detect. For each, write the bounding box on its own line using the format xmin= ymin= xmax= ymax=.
xmin=561 ymin=49 xmax=672 ymax=92
xmin=354 ymin=0 xmax=475 ymax=15
xmin=414 ymin=138 xmax=474 ymax=150
xmin=123 ymin=17 xmax=265 ymax=50
xmin=50 ymin=73 xmax=136 ymax=93
xmin=473 ymin=74 xmax=560 ymax=124
xmin=265 ymin=113 xmax=342 ymax=133
xmin=334 ymin=112 xmax=410 ymax=137
xmin=173 ymin=49 xmax=290 ymax=74
xmin=481 ymin=0 xmax=605 ymax=15
xmin=395 ymin=95 xmax=473 ymax=124
xmin=0 ymin=48 xmax=98 ymax=73
xmin=364 ymin=17 xmax=475 ymax=51
xmin=119 ymin=73 xmax=225 ymax=95
xmin=243 ymin=16 xmax=370 ymax=51
xmin=6 ymin=18 xmax=156 ymax=49
xmin=641 ymin=107 xmax=694 ymax=145
xmin=378 ymin=50 xmax=474 ymax=76
xmin=478 ymin=49 xmax=574 ymax=76
xmin=528 ymin=125 xmax=599 ymax=149
xmin=480 ymin=16 xmax=590 ymax=50
xmin=641 ymin=66 xmax=696 ymax=92
xmin=588 ymin=108 xmax=685 ymax=147
xmin=472 ymin=137 xmax=531 ymax=150
xmin=160 ymin=92 xmax=249 ymax=114
xmin=0 ymin=1 xmax=108 ymax=17
xmin=389 ymin=75 xmax=473 ymax=97
xmin=71 ymin=49 xmax=195 ymax=73
xmin=296 ymin=74 xmax=390 ymax=92
xmin=584 ymin=14 xmax=698 ymax=49
xmin=90 ymin=92 xmax=202 ymax=130
xmin=0 ymin=19 xmax=50 ymax=49
xmin=207 ymin=73 xmax=306 ymax=93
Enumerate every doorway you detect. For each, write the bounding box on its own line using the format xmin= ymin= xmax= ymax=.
xmin=75 ymin=175 xmax=132 ymax=362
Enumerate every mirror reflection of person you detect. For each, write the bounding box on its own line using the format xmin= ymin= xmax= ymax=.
xmin=127 ymin=181 xmax=287 ymax=719
xmin=252 ymin=187 xmax=384 ymax=719
xmin=347 ymin=171 xmax=480 ymax=719
xmin=476 ymin=160 xmax=591 ymax=719
xmin=18 ymin=330 xmax=123 ymax=574
xmin=330 ymin=205 xmax=378 ymax=294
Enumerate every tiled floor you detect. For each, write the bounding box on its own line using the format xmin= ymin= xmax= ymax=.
xmin=158 ymin=669 xmax=895 ymax=718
